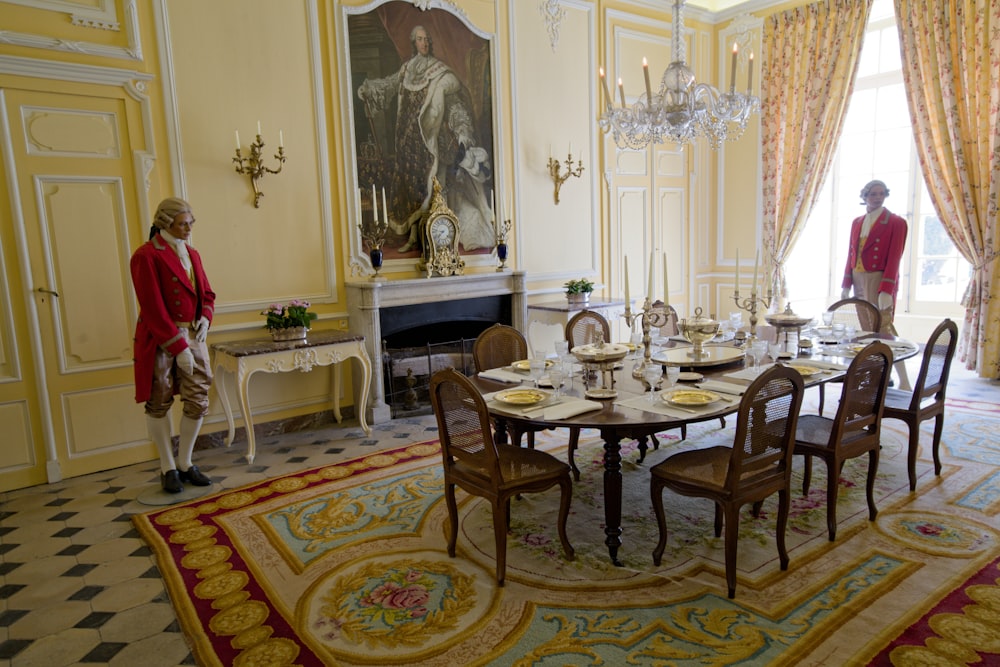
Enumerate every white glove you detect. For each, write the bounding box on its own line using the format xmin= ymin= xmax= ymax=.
xmin=841 ymin=288 xmax=851 ymax=300
xmin=878 ymin=292 xmax=893 ymax=311
xmin=175 ymin=348 xmax=195 ymax=376
xmin=194 ymin=316 xmax=210 ymax=342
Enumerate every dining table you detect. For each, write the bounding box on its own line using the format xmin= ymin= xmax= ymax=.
xmin=471 ymin=333 xmax=919 ymax=566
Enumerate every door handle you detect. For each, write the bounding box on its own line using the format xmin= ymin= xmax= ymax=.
xmin=37 ymin=287 xmax=59 ymax=297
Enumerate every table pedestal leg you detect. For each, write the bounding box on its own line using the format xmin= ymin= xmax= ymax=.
xmin=601 ymin=430 xmax=624 ymax=566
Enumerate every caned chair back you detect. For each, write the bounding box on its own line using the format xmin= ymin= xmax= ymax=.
xmin=907 ymin=318 xmax=958 ymax=411
xmin=430 ymin=367 xmax=501 ymax=484
xmin=566 ymin=310 xmax=611 ymax=348
xmin=827 ymin=298 xmax=882 ymax=335
xmin=659 ymin=304 xmax=680 ymax=336
xmin=726 ymin=365 xmax=805 ymax=494
xmin=473 ymin=323 xmax=527 ymax=372
xmin=828 ymin=341 xmax=893 ymax=446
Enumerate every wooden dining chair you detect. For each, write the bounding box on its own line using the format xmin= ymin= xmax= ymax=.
xmin=429 ymin=368 xmax=575 ymax=586
xmin=818 ymin=298 xmax=884 ymax=415
xmin=883 ymin=318 xmax=958 ymax=491
xmin=650 ymin=365 xmax=805 ymax=599
xmin=566 ymin=309 xmax=612 ymax=348
xmin=472 ymin=323 xmax=547 ymax=449
xmin=793 ymin=341 xmax=892 ymax=541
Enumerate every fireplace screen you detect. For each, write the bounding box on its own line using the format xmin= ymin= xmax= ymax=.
xmin=383 ymin=338 xmax=477 ymax=417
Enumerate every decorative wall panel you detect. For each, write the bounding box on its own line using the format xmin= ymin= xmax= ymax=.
xmin=62 ymin=385 xmax=145 ymax=456
xmin=0 ymin=401 xmax=34 ymax=468
xmin=22 ymin=107 xmax=119 ymax=157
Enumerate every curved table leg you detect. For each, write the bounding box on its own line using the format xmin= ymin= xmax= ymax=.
xmin=351 ymin=348 xmax=372 ymax=436
xmin=236 ymin=367 xmax=258 ymax=464
xmin=601 ymin=429 xmax=624 ymax=566
xmin=214 ymin=361 xmax=236 ymax=447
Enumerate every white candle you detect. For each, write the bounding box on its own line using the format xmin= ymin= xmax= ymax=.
xmin=747 ymin=52 xmax=754 ymax=92
xmin=643 ymin=57 xmax=652 ymax=106
xmin=491 ymin=189 xmax=497 ymax=234
xmin=234 ymin=130 xmax=240 ymax=150
xmin=599 ymin=67 xmax=613 ymax=110
xmin=371 ymin=184 xmax=378 ymax=223
xmin=257 ymin=120 xmax=262 ymax=135
xmin=381 ymin=187 xmax=388 ymax=225
xmin=356 ymin=187 xmax=362 ymax=219
xmin=730 ymin=43 xmax=738 ymax=92
xmin=618 ymin=78 xmax=626 ymax=108
xmin=647 ymin=251 xmax=655 ymax=301
xmin=752 ymin=250 xmax=759 ymax=296
xmin=507 ymin=193 xmax=512 ymax=222
xmin=279 ymin=130 xmax=284 ymax=148
xmin=568 ymin=142 xmax=572 ymax=158
xmin=624 ymin=255 xmax=630 ymax=305
xmin=663 ymin=252 xmax=670 ymax=308
xmin=735 ymin=247 xmax=740 ymax=295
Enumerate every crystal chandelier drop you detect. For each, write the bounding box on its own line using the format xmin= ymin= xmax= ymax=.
xmin=598 ymin=0 xmax=760 ymax=150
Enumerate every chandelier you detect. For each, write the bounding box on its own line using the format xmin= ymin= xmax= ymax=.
xmin=598 ymin=0 xmax=760 ymax=150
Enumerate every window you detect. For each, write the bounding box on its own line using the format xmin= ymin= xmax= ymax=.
xmin=787 ymin=0 xmax=968 ymax=320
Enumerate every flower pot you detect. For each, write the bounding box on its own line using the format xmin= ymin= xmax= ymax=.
xmin=566 ymin=292 xmax=591 ymax=307
xmin=271 ymin=326 xmax=308 ymax=342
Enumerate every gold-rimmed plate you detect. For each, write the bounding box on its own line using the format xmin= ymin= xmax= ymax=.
xmin=511 ymin=359 xmax=555 ymax=371
xmin=493 ymin=388 xmax=550 ymax=406
xmin=663 ymin=389 xmax=722 ymax=406
xmin=787 ymin=364 xmax=822 ymax=377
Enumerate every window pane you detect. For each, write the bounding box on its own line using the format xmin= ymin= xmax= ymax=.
xmin=870 ymin=0 xmax=895 ymax=21
xmin=879 ymin=26 xmax=901 ymax=72
xmin=857 ymin=29 xmax=881 ymax=78
xmin=844 ymin=90 xmax=877 ymax=135
xmin=875 ymin=84 xmax=909 ymax=130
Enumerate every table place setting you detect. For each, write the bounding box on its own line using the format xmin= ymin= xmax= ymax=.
xmin=483 ymin=389 xmax=602 ymax=420
xmin=617 ymin=388 xmax=736 ymax=419
xmin=856 ymin=337 xmax=917 ymax=353
xmin=696 ymin=379 xmax=749 ymax=396
xmin=790 ymin=358 xmax=850 ymax=371
xmin=723 ymin=363 xmax=778 ymax=382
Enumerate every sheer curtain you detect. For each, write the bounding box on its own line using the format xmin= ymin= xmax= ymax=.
xmin=760 ymin=0 xmax=872 ymax=305
xmin=895 ymin=0 xmax=1000 ymax=377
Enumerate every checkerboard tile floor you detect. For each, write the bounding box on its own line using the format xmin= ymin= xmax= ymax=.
xmin=0 ymin=414 xmax=440 ymax=667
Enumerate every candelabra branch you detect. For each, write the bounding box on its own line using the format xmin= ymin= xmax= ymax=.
xmin=732 ymin=287 xmax=773 ymax=339
xmin=547 ymin=153 xmax=584 ymax=205
xmin=358 ymin=202 xmax=389 ymax=280
xmin=623 ymin=297 xmax=670 ymax=383
xmin=233 ymin=134 xmax=286 ymax=208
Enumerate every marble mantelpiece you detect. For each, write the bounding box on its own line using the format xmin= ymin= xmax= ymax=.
xmin=347 ymin=271 xmax=527 ymax=423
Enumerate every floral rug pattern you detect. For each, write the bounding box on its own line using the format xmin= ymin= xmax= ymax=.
xmin=133 ymin=406 xmax=1000 ymax=666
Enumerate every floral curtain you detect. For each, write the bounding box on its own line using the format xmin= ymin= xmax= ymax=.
xmin=760 ymin=0 xmax=872 ymax=305
xmin=895 ymin=0 xmax=1000 ymax=377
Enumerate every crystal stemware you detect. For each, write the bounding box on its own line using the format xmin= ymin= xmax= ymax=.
xmin=643 ymin=363 xmax=662 ymax=404
xmin=547 ymin=364 xmax=566 ymax=397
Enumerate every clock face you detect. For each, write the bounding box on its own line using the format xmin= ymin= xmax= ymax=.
xmin=430 ymin=218 xmax=455 ymax=247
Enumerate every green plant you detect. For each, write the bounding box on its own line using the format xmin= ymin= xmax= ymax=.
xmin=261 ymin=300 xmax=318 ymax=330
xmin=563 ymin=278 xmax=594 ymax=294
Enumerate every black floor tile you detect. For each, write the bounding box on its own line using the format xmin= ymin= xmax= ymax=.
xmin=68 ymin=585 xmax=105 ymax=601
xmin=0 ymin=638 xmax=31 ymax=660
xmin=80 ymin=641 xmax=127 ymax=662
xmin=75 ymin=611 xmax=115 ymax=629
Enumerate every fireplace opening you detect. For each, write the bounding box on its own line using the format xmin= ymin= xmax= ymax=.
xmin=379 ymin=294 xmax=511 ymax=417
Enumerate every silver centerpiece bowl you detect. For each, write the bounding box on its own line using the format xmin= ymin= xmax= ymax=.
xmin=678 ymin=306 xmax=720 ymax=359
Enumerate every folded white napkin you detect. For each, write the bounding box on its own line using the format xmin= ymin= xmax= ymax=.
xmin=724 ymin=364 xmax=776 ymax=381
xmin=793 ymin=358 xmax=849 ymax=371
xmin=697 ymin=380 xmax=748 ymax=395
xmin=478 ymin=368 xmax=527 ymax=384
xmin=542 ymin=399 xmax=603 ymax=420
xmin=616 ymin=394 xmax=724 ymax=419
xmin=857 ymin=337 xmax=915 ymax=351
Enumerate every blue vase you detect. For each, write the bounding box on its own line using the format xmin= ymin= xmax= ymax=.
xmin=370 ymin=248 xmax=383 ymax=272
xmin=496 ymin=242 xmax=508 ymax=262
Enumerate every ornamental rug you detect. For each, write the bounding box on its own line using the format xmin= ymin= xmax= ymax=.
xmin=133 ymin=407 xmax=1000 ymax=666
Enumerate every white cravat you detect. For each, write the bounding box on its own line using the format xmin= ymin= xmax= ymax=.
xmin=861 ymin=206 xmax=884 ymax=238
xmin=160 ymin=230 xmax=194 ymax=287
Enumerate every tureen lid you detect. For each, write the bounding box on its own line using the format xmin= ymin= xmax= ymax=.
xmin=765 ymin=303 xmax=811 ymax=327
xmin=682 ymin=306 xmax=716 ymax=325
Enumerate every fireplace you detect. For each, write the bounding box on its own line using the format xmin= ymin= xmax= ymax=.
xmin=347 ymin=271 xmax=527 ymax=423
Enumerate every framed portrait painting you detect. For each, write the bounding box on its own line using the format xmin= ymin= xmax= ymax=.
xmin=343 ymin=0 xmax=499 ymax=274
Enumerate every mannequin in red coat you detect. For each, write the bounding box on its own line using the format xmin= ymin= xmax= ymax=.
xmin=130 ymin=198 xmax=215 ymax=493
xmin=841 ymin=179 xmax=908 ymax=330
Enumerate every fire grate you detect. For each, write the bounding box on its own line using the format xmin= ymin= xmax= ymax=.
xmin=383 ymin=338 xmax=477 ymax=417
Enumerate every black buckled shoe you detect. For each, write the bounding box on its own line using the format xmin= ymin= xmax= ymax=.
xmin=180 ymin=465 xmax=211 ymax=486
xmin=161 ymin=469 xmax=183 ymax=493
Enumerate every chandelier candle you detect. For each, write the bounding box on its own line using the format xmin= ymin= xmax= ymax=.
xmin=730 ymin=43 xmax=738 ymax=93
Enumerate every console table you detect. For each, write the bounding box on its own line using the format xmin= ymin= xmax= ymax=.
xmin=527 ymin=298 xmax=627 ymax=353
xmin=211 ymin=331 xmax=372 ymax=463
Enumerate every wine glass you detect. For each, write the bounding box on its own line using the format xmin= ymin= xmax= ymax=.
xmin=663 ymin=366 xmax=680 ymax=395
xmin=547 ymin=364 xmax=565 ymax=397
xmin=749 ymin=339 xmax=769 ymax=375
xmin=528 ymin=351 xmax=547 ymax=388
xmin=769 ymin=341 xmax=783 ymax=363
xmin=554 ymin=339 xmax=569 ymax=359
xmin=643 ymin=363 xmax=662 ymax=404
xmin=821 ymin=311 xmax=835 ymax=327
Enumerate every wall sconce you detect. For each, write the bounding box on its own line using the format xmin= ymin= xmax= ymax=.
xmin=233 ymin=122 xmax=286 ymax=208
xmin=547 ymin=148 xmax=584 ymax=205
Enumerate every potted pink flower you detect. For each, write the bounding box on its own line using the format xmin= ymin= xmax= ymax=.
xmin=262 ymin=300 xmax=317 ymax=341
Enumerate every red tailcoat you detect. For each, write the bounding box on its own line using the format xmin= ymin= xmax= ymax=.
xmin=841 ymin=209 xmax=908 ymax=299
xmin=130 ymin=233 xmax=215 ymax=403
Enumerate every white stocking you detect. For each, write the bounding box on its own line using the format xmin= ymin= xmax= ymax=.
xmin=178 ymin=416 xmax=203 ymax=470
xmin=146 ymin=415 xmax=176 ymax=473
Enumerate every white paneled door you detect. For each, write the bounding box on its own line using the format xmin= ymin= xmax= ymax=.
xmin=0 ymin=85 xmax=156 ymax=490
